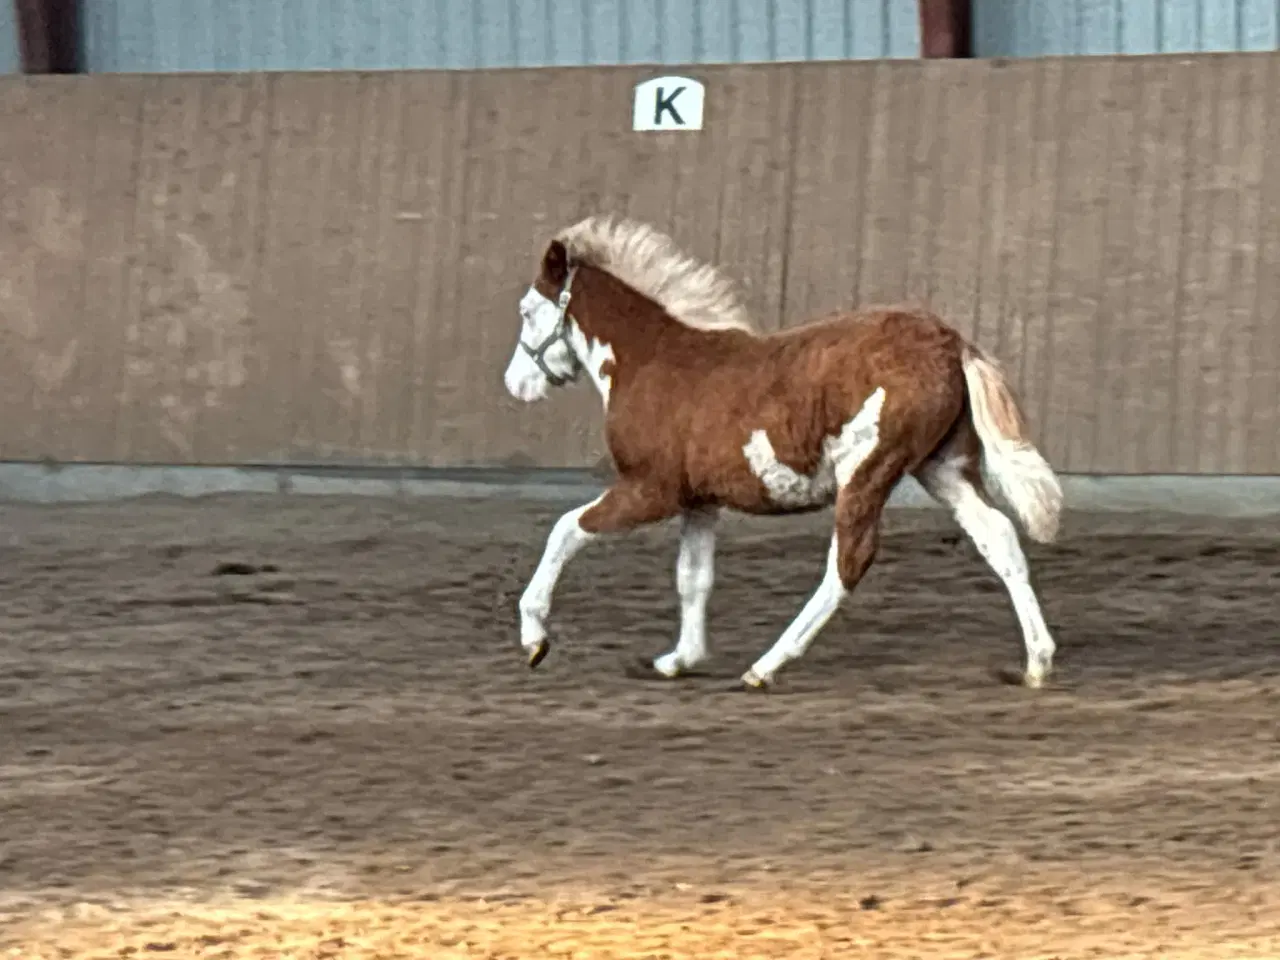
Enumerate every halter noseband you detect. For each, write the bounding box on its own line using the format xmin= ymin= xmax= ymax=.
xmin=520 ymin=265 xmax=581 ymax=387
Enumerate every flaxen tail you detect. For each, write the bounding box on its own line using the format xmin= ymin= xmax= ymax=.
xmin=960 ymin=344 xmax=1063 ymax=544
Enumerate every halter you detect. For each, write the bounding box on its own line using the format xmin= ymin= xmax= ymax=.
xmin=520 ymin=265 xmax=582 ymax=386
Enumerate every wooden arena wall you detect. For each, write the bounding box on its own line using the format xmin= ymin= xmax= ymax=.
xmin=1 ymin=53 xmax=1277 ymax=475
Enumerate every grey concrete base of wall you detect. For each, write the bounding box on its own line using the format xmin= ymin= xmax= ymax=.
xmin=2 ymin=462 xmax=1280 ymax=518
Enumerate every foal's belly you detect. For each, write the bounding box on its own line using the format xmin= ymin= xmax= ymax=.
xmin=730 ymin=495 xmax=835 ymax=517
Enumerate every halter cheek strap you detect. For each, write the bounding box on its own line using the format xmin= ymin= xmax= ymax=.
xmin=521 ymin=266 xmax=582 ymax=387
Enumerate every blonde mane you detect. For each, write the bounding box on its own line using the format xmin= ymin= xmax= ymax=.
xmin=553 ymin=215 xmax=758 ymax=333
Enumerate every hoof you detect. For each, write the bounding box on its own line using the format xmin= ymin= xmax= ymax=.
xmin=526 ymin=640 xmax=550 ymax=670
xmin=651 ymin=655 xmax=684 ymax=679
xmin=622 ymin=656 xmax=673 ymax=682
xmin=991 ymin=665 xmax=1047 ymax=688
xmin=740 ymin=669 xmax=770 ymax=692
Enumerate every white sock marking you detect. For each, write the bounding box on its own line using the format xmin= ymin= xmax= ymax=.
xmin=519 ymin=496 xmax=602 ymax=653
xmin=653 ymin=508 xmax=718 ymax=677
xmin=919 ymin=457 xmax=1057 ymax=684
xmin=744 ymin=535 xmax=846 ymax=685
xmin=743 ymin=387 xmax=886 ymax=508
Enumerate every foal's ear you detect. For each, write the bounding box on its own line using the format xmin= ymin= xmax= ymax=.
xmin=542 ymin=240 xmax=569 ymax=286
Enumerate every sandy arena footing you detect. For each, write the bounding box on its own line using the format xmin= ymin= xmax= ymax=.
xmin=1 ymin=495 xmax=1277 ymax=957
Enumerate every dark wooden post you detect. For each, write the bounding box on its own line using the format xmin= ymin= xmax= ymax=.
xmin=918 ymin=0 xmax=972 ymax=58
xmin=13 ymin=0 xmax=81 ymax=73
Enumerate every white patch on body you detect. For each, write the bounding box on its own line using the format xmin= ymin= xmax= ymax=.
xmin=829 ymin=386 xmax=885 ymax=484
xmin=743 ymin=387 xmax=886 ymax=507
xmin=916 ymin=455 xmax=1057 ymax=686
xmin=742 ymin=431 xmax=835 ymax=508
xmin=569 ymin=326 xmax=616 ymax=409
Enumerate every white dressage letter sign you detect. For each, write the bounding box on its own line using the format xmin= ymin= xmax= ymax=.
xmin=632 ymin=76 xmax=705 ymax=132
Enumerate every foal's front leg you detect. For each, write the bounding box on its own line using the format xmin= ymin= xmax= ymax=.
xmin=519 ymin=483 xmax=678 ymax=668
xmin=519 ymin=495 xmax=603 ymax=666
xmin=653 ymin=507 xmax=719 ymax=678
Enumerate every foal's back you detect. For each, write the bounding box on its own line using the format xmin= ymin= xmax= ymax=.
xmin=765 ymin=306 xmax=966 ymax=371
xmin=711 ymin=306 xmax=968 ymax=420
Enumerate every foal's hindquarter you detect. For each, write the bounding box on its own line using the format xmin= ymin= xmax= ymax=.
xmin=681 ymin=316 xmax=979 ymax=688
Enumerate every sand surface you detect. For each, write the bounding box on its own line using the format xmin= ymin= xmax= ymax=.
xmin=0 ymin=495 xmax=1277 ymax=958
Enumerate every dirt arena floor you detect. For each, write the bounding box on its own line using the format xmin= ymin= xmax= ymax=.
xmin=0 ymin=493 xmax=1277 ymax=959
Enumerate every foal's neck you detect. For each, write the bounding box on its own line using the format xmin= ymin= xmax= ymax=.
xmin=573 ymin=265 xmax=681 ymax=365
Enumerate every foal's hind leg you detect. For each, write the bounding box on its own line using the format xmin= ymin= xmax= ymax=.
xmin=519 ymin=483 xmax=678 ymax=668
xmin=915 ymin=453 xmax=1057 ymax=687
xmin=653 ymin=506 xmax=719 ymax=678
xmin=742 ymin=459 xmax=901 ymax=690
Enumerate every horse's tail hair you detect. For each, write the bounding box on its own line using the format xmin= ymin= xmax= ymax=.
xmin=960 ymin=344 xmax=1063 ymax=544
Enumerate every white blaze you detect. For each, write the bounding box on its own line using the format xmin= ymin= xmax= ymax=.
xmin=504 ymin=285 xmax=617 ymax=410
xmin=504 ymin=286 xmax=576 ymax=403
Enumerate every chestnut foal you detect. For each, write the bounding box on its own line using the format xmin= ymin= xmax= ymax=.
xmin=503 ymin=215 xmax=1063 ymax=690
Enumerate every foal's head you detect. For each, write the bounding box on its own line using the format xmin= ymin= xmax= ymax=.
xmin=503 ymin=215 xmax=759 ymax=404
xmin=503 ymin=238 xmax=581 ymax=403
